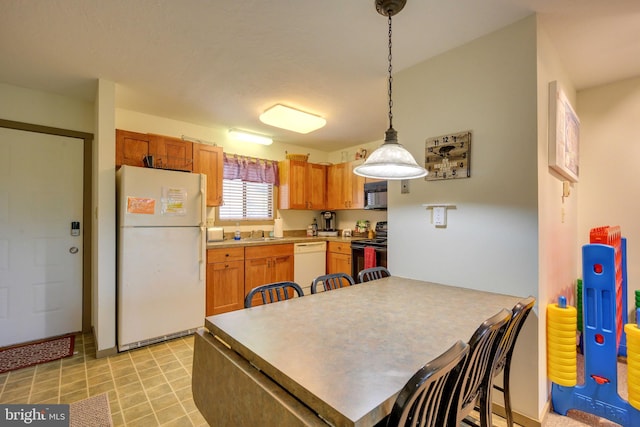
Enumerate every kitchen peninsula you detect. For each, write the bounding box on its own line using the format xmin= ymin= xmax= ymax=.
xmin=192 ymin=276 xmax=524 ymax=426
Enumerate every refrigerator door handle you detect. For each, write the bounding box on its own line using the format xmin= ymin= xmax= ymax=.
xmin=199 ymin=173 xmax=207 ymax=282
xmin=199 ymin=225 xmax=205 ymax=281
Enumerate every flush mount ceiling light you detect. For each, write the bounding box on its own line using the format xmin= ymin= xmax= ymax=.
xmin=259 ymin=104 xmax=327 ymax=134
xmin=353 ymin=0 xmax=427 ymax=180
xmin=228 ymin=129 xmax=273 ymax=145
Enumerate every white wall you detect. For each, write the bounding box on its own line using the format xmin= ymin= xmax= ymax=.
xmin=577 ymin=76 xmax=640 ymax=319
xmin=387 ymin=16 xmax=543 ymax=420
xmin=0 ymin=83 xmax=93 ymax=132
xmin=93 ymin=80 xmax=117 ymax=355
xmin=536 ymin=19 xmax=581 ymax=418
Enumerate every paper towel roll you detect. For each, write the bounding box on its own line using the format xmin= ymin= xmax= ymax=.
xmin=273 ymin=218 xmax=283 ymax=238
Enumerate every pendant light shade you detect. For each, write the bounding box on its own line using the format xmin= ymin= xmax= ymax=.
xmin=353 ymin=128 xmax=427 ymax=179
xmin=353 ymin=0 xmax=427 ymax=180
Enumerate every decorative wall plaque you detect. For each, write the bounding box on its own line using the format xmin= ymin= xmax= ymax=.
xmin=425 ymin=131 xmax=471 ymax=181
xmin=548 ymin=81 xmax=579 ymax=182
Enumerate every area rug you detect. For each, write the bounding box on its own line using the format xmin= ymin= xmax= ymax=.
xmin=69 ymin=393 xmax=113 ymax=427
xmin=0 ymin=334 xmax=75 ymax=374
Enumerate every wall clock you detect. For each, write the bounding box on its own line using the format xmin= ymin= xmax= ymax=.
xmin=424 ymin=131 xmax=471 ymax=181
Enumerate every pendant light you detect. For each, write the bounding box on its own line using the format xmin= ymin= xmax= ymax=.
xmin=354 ymin=0 xmax=427 ymax=180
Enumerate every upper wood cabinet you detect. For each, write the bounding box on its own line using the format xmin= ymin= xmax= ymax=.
xmin=193 ymin=143 xmax=223 ymax=206
xmin=278 ymin=160 xmax=326 ymax=210
xmin=148 ymin=134 xmax=193 ymax=172
xmin=327 ymin=161 xmax=364 ymax=210
xmin=116 ymin=129 xmax=152 ymax=168
xmin=116 ymin=129 xmax=194 ymax=173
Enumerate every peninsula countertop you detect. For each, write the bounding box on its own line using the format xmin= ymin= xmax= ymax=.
xmin=199 ymin=276 xmax=523 ymax=426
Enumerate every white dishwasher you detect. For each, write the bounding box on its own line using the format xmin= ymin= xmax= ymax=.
xmin=294 ymin=241 xmax=327 ymax=296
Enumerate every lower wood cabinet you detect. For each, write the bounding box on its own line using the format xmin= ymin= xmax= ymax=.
xmin=206 ymin=243 xmax=296 ymax=314
xmin=244 ymin=244 xmax=294 ymax=307
xmin=206 ymin=247 xmax=245 ymax=315
xmin=327 ymin=241 xmax=352 ymax=276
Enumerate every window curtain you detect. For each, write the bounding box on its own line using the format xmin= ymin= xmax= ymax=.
xmin=223 ymin=153 xmax=279 ymax=186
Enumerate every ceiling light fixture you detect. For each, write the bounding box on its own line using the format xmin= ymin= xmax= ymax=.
xmin=228 ymin=129 xmax=273 ymax=145
xmin=259 ymin=104 xmax=327 ymax=134
xmin=354 ymin=0 xmax=427 ymax=180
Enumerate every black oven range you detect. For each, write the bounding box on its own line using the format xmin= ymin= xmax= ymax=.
xmin=351 ymin=221 xmax=388 ymax=279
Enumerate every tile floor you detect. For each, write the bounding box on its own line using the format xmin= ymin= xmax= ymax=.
xmin=0 ymin=333 xmax=207 ymax=426
xmin=0 ymin=332 xmax=599 ymax=426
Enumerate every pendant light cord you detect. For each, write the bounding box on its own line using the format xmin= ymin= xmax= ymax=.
xmin=387 ymin=14 xmax=394 ymax=129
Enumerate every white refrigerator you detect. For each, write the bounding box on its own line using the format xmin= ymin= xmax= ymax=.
xmin=116 ymin=165 xmax=206 ymax=351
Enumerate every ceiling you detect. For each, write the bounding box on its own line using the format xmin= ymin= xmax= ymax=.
xmin=1 ymin=0 xmax=639 ymax=151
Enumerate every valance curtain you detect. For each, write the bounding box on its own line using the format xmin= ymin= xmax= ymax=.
xmin=223 ymin=153 xmax=279 ymax=186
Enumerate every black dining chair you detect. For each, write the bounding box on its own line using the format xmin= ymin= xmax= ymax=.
xmin=481 ymin=296 xmax=536 ymax=427
xmin=447 ymin=309 xmax=512 ymax=427
xmin=357 ymin=266 xmax=391 ymax=283
xmin=311 ymin=272 xmax=356 ymax=294
xmin=385 ymin=340 xmax=470 ymax=427
xmin=244 ymin=281 xmax=304 ymax=308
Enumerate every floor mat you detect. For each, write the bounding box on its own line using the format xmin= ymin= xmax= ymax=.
xmin=0 ymin=334 xmax=75 ymax=374
xmin=69 ymin=393 xmax=113 ymax=427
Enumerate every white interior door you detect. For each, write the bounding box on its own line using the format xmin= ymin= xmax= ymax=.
xmin=0 ymin=128 xmax=83 ymax=347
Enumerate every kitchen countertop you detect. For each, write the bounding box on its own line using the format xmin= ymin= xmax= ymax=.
xmin=206 ymin=235 xmax=364 ymax=249
xmin=197 ymin=277 xmax=523 ymax=426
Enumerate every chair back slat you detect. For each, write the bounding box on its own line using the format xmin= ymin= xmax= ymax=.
xmin=387 ymin=340 xmax=469 ymax=427
xmin=488 ymin=296 xmax=536 ymax=427
xmin=311 ymin=273 xmax=355 ymax=294
xmin=447 ymin=309 xmax=511 ymax=425
xmin=244 ymin=281 xmax=304 ymax=308
xmin=357 ymin=266 xmax=391 ymax=283
xmin=494 ymin=296 xmax=536 ymax=374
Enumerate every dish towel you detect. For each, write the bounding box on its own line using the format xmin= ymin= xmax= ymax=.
xmin=364 ymin=246 xmax=377 ymax=269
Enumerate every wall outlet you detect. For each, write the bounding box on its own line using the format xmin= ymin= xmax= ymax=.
xmin=206 ymin=218 xmax=216 ymax=226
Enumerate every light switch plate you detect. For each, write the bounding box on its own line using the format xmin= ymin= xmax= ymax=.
xmin=401 ymin=180 xmax=409 ymax=194
xmin=433 ymin=206 xmax=446 ymax=226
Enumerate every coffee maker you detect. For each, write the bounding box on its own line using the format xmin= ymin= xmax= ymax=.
xmin=318 ymin=211 xmax=337 ymax=236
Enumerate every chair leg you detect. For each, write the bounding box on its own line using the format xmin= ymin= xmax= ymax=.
xmin=502 ymin=365 xmax=513 ymax=427
xmin=479 ymin=384 xmax=493 ymax=427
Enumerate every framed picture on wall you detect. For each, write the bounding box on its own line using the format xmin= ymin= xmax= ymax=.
xmin=548 ymin=80 xmax=580 ymax=182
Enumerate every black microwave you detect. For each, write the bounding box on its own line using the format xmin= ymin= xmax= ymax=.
xmin=364 ymin=181 xmax=387 ymax=210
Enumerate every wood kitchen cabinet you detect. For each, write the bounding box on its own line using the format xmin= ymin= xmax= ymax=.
xmin=148 ymin=133 xmax=193 ymax=172
xmin=326 ymin=241 xmax=352 ymax=276
xmin=244 ymin=244 xmax=294 ymax=307
xmin=278 ymin=160 xmax=326 ymax=210
xmin=193 ymin=143 xmax=223 ymax=206
xmin=116 ymin=129 xmax=152 ymax=168
xmin=206 ymin=247 xmax=245 ymax=315
xmin=326 ymin=161 xmax=364 ymax=210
